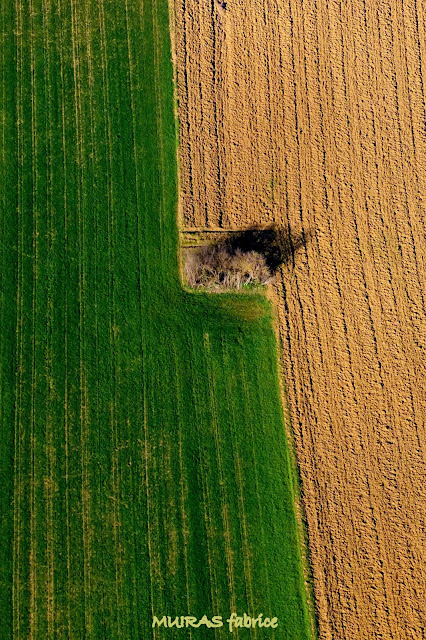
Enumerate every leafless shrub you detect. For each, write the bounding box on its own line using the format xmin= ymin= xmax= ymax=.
xmin=184 ymin=244 xmax=273 ymax=290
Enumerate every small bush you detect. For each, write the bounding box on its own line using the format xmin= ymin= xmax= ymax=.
xmin=184 ymin=244 xmax=273 ymax=290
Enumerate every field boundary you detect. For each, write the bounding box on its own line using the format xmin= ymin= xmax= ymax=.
xmin=167 ymin=0 xmax=320 ymax=613
xmin=266 ymin=285 xmax=319 ymax=640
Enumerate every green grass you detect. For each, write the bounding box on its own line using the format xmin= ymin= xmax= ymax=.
xmin=0 ymin=0 xmax=314 ymax=638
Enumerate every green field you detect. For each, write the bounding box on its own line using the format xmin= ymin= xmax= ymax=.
xmin=0 ymin=0 xmax=313 ymax=638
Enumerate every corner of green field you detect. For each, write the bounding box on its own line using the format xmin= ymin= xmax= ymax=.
xmin=181 ymin=286 xmax=272 ymax=322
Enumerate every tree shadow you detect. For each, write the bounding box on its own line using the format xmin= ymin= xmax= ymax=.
xmin=217 ymin=224 xmax=310 ymax=273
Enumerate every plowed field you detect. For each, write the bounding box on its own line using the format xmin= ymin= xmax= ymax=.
xmin=170 ymin=0 xmax=426 ymax=638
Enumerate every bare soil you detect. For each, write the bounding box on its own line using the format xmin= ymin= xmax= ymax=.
xmin=170 ymin=0 xmax=426 ymax=638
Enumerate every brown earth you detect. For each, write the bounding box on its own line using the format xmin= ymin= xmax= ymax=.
xmin=169 ymin=0 xmax=426 ymax=638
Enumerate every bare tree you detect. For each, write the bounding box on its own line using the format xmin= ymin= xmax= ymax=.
xmin=184 ymin=244 xmax=273 ymax=290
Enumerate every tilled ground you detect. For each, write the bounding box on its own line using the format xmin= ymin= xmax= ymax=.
xmin=170 ymin=0 xmax=426 ymax=637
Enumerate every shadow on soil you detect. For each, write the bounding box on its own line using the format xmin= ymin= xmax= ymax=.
xmin=215 ymin=224 xmax=310 ymax=273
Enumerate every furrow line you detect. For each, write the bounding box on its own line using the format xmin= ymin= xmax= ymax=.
xmin=203 ymin=333 xmax=238 ymax=626
xmin=172 ymin=343 xmax=193 ymax=633
xmin=152 ymin=0 xmax=167 ymax=277
xmin=97 ymin=0 xmax=124 ymax=633
xmin=70 ymin=0 xmax=93 ymax=632
xmin=40 ymin=0 xmax=56 ymax=634
xmin=28 ymin=0 xmax=39 ymax=633
xmin=57 ymin=0 xmax=72 ymax=634
xmin=189 ymin=330 xmax=220 ymax=623
xmin=12 ymin=0 xmax=24 ymax=634
xmin=82 ymin=1 xmax=108 ymax=633
xmin=221 ymin=339 xmax=265 ymax=640
xmin=142 ymin=383 xmax=157 ymax=639
xmin=241 ymin=346 xmax=273 ymax=621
